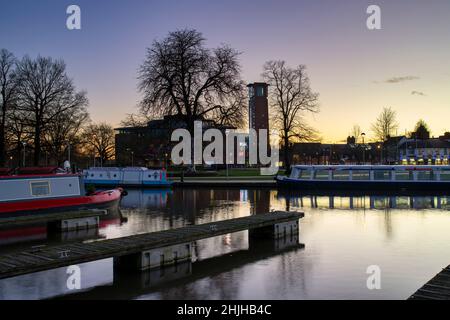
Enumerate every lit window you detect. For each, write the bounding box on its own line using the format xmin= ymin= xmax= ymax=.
xmin=395 ymin=171 xmax=413 ymax=181
xmin=31 ymin=181 xmax=50 ymax=196
xmin=314 ymin=170 xmax=329 ymax=180
xmin=374 ymin=170 xmax=391 ymax=180
xmin=333 ymin=170 xmax=349 ymax=180
xmin=352 ymin=170 xmax=370 ymax=180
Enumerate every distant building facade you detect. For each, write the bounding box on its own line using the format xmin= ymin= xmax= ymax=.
xmin=115 ymin=115 xmax=236 ymax=167
xmin=288 ymin=133 xmax=450 ymax=166
xmin=398 ymin=137 xmax=450 ymax=165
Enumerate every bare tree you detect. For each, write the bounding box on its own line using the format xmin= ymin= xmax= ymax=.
xmin=119 ymin=113 xmax=150 ymax=128
xmin=82 ymin=123 xmax=115 ymax=165
xmin=138 ymin=29 xmax=246 ymax=131
xmin=350 ymin=125 xmax=362 ymax=143
xmin=4 ymin=109 xmax=29 ymax=166
xmin=15 ymin=56 xmax=88 ymax=165
xmin=43 ymin=104 xmax=89 ymax=165
xmin=371 ymin=107 xmax=399 ymax=142
xmin=0 ymin=49 xmax=19 ymax=166
xmin=210 ymin=90 xmax=247 ymax=127
xmin=262 ymin=61 xmax=319 ymax=169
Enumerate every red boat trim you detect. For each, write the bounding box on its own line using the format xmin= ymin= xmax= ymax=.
xmin=0 ymin=173 xmax=80 ymax=180
xmin=0 ymin=189 xmax=122 ymax=214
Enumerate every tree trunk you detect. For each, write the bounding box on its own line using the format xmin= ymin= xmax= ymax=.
xmin=283 ymin=134 xmax=290 ymax=171
xmin=0 ymin=125 xmax=5 ymax=167
xmin=0 ymin=107 xmax=6 ymax=167
xmin=34 ymin=125 xmax=41 ymax=166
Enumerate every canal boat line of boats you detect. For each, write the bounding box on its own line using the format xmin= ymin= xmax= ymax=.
xmin=276 ymin=165 xmax=450 ymax=191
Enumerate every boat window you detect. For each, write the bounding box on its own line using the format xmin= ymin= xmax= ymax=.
xmin=299 ymin=170 xmax=311 ymax=180
xmin=395 ymin=170 xmax=414 ymax=181
xmin=314 ymin=170 xmax=329 ymax=180
xmin=290 ymin=169 xmax=301 ymax=179
xmin=352 ymin=170 xmax=370 ymax=180
xmin=417 ymin=171 xmax=433 ymax=181
xmin=373 ymin=170 xmax=391 ymax=180
xmin=332 ymin=170 xmax=349 ymax=181
xmin=440 ymin=171 xmax=450 ymax=181
xmin=30 ymin=181 xmax=50 ymax=196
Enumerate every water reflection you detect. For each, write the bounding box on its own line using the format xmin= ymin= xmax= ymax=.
xmin=0 ymin=205 xmax=124 ymax=254
xmin=1 ymin=188 xmax=450 ymax=300
xmin=57 ymin=235 xmax=303 ymax=300
xmin=279 ymin=193 xmax=450 ymax=210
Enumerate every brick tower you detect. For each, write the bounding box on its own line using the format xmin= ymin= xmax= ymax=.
xmin=247 ymin=82 xmax=269 ymax=133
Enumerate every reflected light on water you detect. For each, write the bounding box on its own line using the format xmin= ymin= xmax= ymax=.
xmin=1 ymin=188 xmax=450 ymax=300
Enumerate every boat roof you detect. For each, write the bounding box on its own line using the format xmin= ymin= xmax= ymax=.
xmin=17 ymin=167 xmax=63 ymax=175
xmin=86 ymin=167 xmax=164 ymax=171
xmin=0 ymin=173 xmax=79 ymax=180
xmin=291 ymin=165 xmax=450 ymax=170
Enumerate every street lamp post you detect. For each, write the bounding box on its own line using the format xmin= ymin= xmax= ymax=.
xmin=361 ymin=133 xmax=366 ymax=164
xmin=131 ymin=151 xmax=134 ymax=167
xmin=225 ymin=130 xmax=229 ymax=180
xmin=22 ymin=142 xmax=26 ymax=167
xmin=67 ymin=142 xmax=71 ymax=163
xmin=165 ymin=153 xmax=168 ymax=171
xmin=378 ymin=144 xmax=383 ymax=164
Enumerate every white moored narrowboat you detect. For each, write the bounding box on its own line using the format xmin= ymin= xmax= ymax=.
xmin=276 ymin=165 xmax=450 ymax=192
xmin=83 ymin=167 xmax=171 ymax=188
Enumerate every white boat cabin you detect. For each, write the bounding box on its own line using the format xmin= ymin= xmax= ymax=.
xmin=83 ymin=167 xmax=168 ymax=185
xmin=289 ymin=165 xmax=450 ymax=182
xmin=0 ymin=174 xmax=83 ymax=203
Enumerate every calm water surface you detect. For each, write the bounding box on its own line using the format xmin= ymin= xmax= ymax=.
xmin=1 ymin=188 xmax=450 ymax=300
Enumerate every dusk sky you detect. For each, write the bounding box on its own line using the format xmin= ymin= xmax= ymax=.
xmin=1 ymin=0 xmax=449 ymax=142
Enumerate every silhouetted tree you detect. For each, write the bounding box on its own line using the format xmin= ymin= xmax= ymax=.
xmin=262 ymin=60 xmax=319 ymax=169
xmin=411 ymin=119 xmax=430 ymax=140
xmin=371 ymin=107 xmax=399 ymax=142
xmin=82 ymin=123 xmax=115 ymax=165
xmin=119 ymin=113 xmax=149 ymax=128
xmin=43 ymin=104 xmax=89 ymax=165
xmin=15 ymin=56 xmax=88 ymax=165
xmin=0 ymin=49 xmax=19 ymax=166
xmin=350 ymin=125 xmax=362 ymax=144
xmin=138 ymin=29 xmax=246 ymax=130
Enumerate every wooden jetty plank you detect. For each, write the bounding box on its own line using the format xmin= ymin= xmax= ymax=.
xmin=0 ymin=260 xmax=18 ymax=269
xmin=20 ymin=252 xmax=54 ymax=262
xmin=409 ymin=265 xmax=450 ymax=300
xmin=0 ymin=211 xmax=303 ymax=280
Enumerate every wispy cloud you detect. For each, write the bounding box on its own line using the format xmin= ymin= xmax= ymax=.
xmin=384 ymin=76 xmax=420 ymax=84
xmin=411 ymin=90 xmax=426 ymax=96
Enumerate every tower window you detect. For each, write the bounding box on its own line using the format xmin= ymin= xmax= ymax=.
xmin=256 ymin=87 xmax=264 ymax=96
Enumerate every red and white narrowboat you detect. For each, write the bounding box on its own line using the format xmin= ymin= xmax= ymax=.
xmin=0 ymin=167 xmax=123 ymax=217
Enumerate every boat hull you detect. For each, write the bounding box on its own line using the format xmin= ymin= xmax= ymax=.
xmin=276 ymin=177 xmax=450 ymax=193
xmin=0 ymin=189 xmax=123 ymax=218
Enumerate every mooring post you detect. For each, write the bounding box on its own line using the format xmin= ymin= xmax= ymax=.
xmin=248 ymin=217 xmax=299 ymax=240
xmin=114 ymin=242 xmax=192 ymax=271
